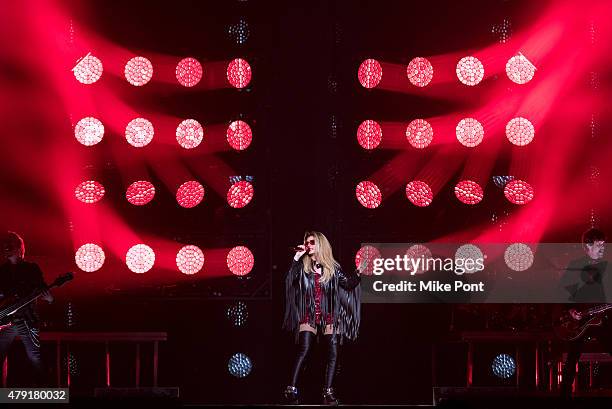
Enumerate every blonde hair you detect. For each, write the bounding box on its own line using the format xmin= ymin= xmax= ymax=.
xmin=301 ymin=231 xmax=339 ymax=284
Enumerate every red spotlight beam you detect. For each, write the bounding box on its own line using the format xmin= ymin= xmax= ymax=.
xmin=184 ymin=154 xmax=242 ymax=198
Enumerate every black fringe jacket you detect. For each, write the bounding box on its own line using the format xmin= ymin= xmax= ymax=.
xmin=283 ymin=259 xmax=361 ymax=343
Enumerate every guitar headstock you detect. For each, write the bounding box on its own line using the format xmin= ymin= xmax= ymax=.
xmin=51 ymin=272 xmax=74 ymax=288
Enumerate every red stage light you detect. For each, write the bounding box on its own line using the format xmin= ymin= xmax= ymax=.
xmin=454 ymin=180 xmax=484 ymax=205
xmin=406 ymin=57 xmax=433 ymax=87
xmin=504 ymin=179 xmax=534 ymax=205
xmin=176 ymin=119 xmax=204 ymax=149
xmin=73 ymin=54 xmax=103 ymax=84
xmin=75 ymin=180 xmax=105 ymax=204
xmin=124 ymin=56 xmax=153 ymax=86
xmin=358 ymin=59 xmax=382 ymax=89
xmin=405 ymin=181 xmax=433 ymax=207
xmin=227 ymin=58 xmax=252 ymax=89
xmin=126 ymin=181 xmax=156 ymax=206
xmin=75 ymin=243 xmax=105 ymax=272
xmin=406 ymin=119 xmax=433 ymax=149
xmin=125 ymin=118 xmax=154 ymax=147
xmin=176 ymin=245 xmax=205 ymax=275
xmin=506 ymin=54 xmax=535 ymax=85
xmin=176 ymin=57 xmax=203 ymax=87
xmin=75 ymin=117 xmax=104 ymax=146
xmin=357 ymin=120 xmax=382 ymax=150
xmin=355 ymin=180 xmax=382 ymax=209
xmin=405 ymin=244 xmax=432 ymax=274
xmin=504 ymin=243 xmax=534 ymax=271
xmin=505 ymin=117 xmax=534 ymax=146
xmin=227 ymin=120 xmax=253 ymax=151
xmin=456 ymin=56 xmax=484 ymax=86
xmin=227 ymin=180 xmax=254 ymax=208
xmin=355 ymin=245 xmax=382 ymax=276
xmin=126 ymin=244 xmax=155 ymax=274
xmin=176 ymin=181 xmax=205 ymax=208
xmin=456 ymin=118 xmax=484 ymax=147
xmin=227 ymin=245 xmax=254 ymax=276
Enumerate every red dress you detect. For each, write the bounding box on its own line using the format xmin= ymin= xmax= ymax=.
xmin=299 ymin=271 xmax=333 ymax=325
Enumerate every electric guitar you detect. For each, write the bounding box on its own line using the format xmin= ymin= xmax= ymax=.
xmin=0 ymin=272 xmax=74 ymax=330
xmin=553 ymin=304 xmax=612 ymax=341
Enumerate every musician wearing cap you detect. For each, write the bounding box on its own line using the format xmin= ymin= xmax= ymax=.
xmin=559 ymin=228 xmax=609 ymax=397
xmin=282 ymin=231 xmax=363 ymax=405
xmin=0 ymin=231 xmax=54 ymax=386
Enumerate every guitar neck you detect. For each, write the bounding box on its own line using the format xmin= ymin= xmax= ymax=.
xmin=585 ymin=304 xmax=612 ymax=317
xmin=0 ymin=283 xmax=56 ymax=320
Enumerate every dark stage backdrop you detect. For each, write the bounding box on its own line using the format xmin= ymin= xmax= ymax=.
xmin=1 ymin=0 xmax=610 ymax=404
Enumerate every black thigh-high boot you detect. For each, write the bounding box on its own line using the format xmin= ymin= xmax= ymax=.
xmin=322 ymin=333 xmax=339 ymax=405
xmin=284 ymin=330 xmax=314 ymax=403
xmin=560 ymin=338 xmax=583 ymax=398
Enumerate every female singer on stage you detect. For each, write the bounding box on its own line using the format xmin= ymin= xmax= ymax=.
xmin=282 ymin=231 xmax=362 ymax=405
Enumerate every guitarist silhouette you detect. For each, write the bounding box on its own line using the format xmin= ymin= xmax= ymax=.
xmin=0 ymin=232 xmax=54 ymax=386
xmin=559 ymin=228 xmax=610 ymax=397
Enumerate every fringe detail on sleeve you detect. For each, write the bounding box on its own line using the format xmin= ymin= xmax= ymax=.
xmin=333 ymin=269 xmax=361 ymax=343
xmin=283 ymin=262 xmax=317 ymax=343
xmin=283 ymin=262 xmax=300 ymax=335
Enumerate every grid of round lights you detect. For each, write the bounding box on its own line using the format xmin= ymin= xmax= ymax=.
xmin=357 ymin=120 xmax=382 ymax=150
xmin=504 ymin=243 xmax=534 ymax=271
xmin=492 ymin=176 xmax=514 ymax=189
xmin=505 ymin=117 xmax=534 ymax=146
xmin=228 ymin=19 xmax=250 ymax=45
xmin=125 ymin=118 xmax=154 ymax=147
xmin=227 ymin=246 xmax=254 ymax=276
xmin=75 ymin=243 xmax=105 ymax=272
xmin=406 ymin=119 xmax=433 ymax=149
xmin=126 ymin=181 xmax=155 ymax=206
xmin=355 ymin=245 xmax=382 ymax=276
xmin=124 ymin=56 xmax=153 ymax=86
xmin=228 ymin=353 xmax=252 ymax=378
xmin=176 ymin=57 xmax=203 ymax=87
xmin=456 ymin=118 xmax=484 ymax=147
xmin=405 ymin=244 xmax=432 ymax=275
xmin=454 ymin=244 xmax=484 ymax=274
xmin=73 ymin=54 xmax=103 ymax=84
xmin=176 ymin=245 xmax=205 ymax=275
xmin=75 ymin=180 xmax=105 ymax=204
xmin=405 ymin=181 xmax=433 ymax=207
xmin=406 ymin=57 xmax=433 ymax=87
xmin=504 ymin=179 xmax=534 ymax=205
xmin=126 ymin=244 xmax=155 ymax=274
xmin=227 ymin=181 xmax=254 ymax=208
xmin=355 ymin=181 xmax=382 ymax=209
xmin=492 ymin=18 xmax=512 ymax=44
xmin=74 ymin=117 xmax=104 ymax=146
xmin=64 ymin=353 xmax=78 ymax=376
xmin=358 ymin=59 xmax=382 ymax=89
xmin=176 ymin=181 xmax=205 ymax=208
xmin=176 ymin=119 xmax=204 ymax=149
xmin=227 ymin=58 xmax=252 ymax=89
xmin=227 ymin=120 xmax=252 ymax=151
xmin=456 ymin=56 xmax=484 ymax=86
xmin=506 ymin=54 xmax=535 ymax=84
xmin=227 ymin=301 xmax=248 ymax=327
xmin=492 ymin=354 xmax=516 ymax=379
xmin=454 ymin=180 xmax=484 ymax=205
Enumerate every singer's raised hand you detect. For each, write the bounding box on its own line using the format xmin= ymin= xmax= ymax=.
xmin=294 ymin=244 xmax=307 ymax=261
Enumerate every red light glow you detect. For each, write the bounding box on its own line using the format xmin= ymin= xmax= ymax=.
xmin=405 ymin=181 xmax=433 ymax=207
xmin=356 ymin=180 xmax=382 ymax=209
xmin=357 ymin=120 xmax=382 ymax=150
